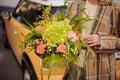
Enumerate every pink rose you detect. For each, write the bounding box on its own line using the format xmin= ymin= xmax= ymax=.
xmin=36 ymin=44 xmax=45 ymax=54
xmin=56 ymin=44 xmax=66 ymax=53
xmin=71 ymin=36 xmax=80 ymax=42
xmin=67 ymin=31 xmax=79 ymax=42
xmin=67 ymin=31 xmax=76 ymax=39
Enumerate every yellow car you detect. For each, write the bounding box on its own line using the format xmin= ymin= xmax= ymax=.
xmin=1 ymin=0 xmax=68 ymax=80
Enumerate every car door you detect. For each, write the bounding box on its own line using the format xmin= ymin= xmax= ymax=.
xmin=5 ymin=16 xmax=30 ymax=63
xmin=3 ymin=0 xmax=42 ymax=63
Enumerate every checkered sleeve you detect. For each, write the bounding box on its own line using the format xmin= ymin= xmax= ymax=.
xmin=98 ymin=32 xmax=117 ymax=49
xmin=116 ymin=38 xmax=120 ymax=49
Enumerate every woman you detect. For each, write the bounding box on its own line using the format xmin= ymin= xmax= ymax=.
xmin=63 ymin=0 xmax=120 ymax=80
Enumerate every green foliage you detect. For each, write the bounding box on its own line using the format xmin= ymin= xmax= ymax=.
xmin=54 ymin=11 xmax=66 ymax=21
xmin=24 ymin=31 xmax=42 ymax=48
xmin=70 ymin=8 xmax=95 ymax=31
xmin=40 ymin=4 xmax=52 ymax=20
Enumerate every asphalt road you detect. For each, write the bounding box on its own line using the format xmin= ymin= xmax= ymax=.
xmin=0 ymin=7 xmax=22 ymax=80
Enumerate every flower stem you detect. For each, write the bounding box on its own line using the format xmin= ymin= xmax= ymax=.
xmin=40 ymin=62 xmax=43 ymax=80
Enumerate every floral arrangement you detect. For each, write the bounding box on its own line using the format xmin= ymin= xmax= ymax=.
xmin=19 ymin=4 xmax=94 ymax=80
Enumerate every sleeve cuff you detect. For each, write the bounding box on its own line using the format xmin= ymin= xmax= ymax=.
xmin=97 ymin=32 xmax=116 ymax=49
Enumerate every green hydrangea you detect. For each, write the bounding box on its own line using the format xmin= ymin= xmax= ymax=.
xmin=44 ymin=21 xmax=72 ymax=46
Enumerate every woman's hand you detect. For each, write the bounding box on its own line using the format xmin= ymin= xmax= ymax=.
xmin=83 ymin=34 xmax=101 ymax=47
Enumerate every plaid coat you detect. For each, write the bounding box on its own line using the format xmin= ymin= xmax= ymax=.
xmin=63 ymin=0 xmax=120 ymax=80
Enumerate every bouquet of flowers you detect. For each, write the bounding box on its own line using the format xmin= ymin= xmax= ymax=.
xmin=19 ymin=4 xmax=94 ymax=80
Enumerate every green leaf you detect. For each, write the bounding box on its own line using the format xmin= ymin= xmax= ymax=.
xmin=42 ymin=54 xmax=65 ymax=80
xmin=70 ymin=8 xmax=86 ymax=24
xmin=54 ymin=11 xmax=65 ymax=21
xmin=22 ymin=13 xmax=35 ymax=29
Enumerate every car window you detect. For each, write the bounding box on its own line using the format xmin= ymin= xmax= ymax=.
xmin=12 ymin=1 xmax=66 ymax=26
xmin=13 ymin=1 xmax=43 ymax=26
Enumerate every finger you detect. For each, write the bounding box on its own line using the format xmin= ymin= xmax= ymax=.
xmin=83 ymin=36 xmax=93 ymax=42
xmin=83 ymin=38 xmax=93 ymax=43
xmin=89 ymin=42 xmax=98 ymax=47
xmin=85 ymin=40 xmax=95 ymax=44
xmin=83 ymin=36 xmax=91 ymax=41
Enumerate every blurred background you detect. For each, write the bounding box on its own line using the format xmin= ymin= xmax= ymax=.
xmin=0 ymin=0 xmax=22 ymax=80
xmin=0 ymin=0 xmax=19 ymax=7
